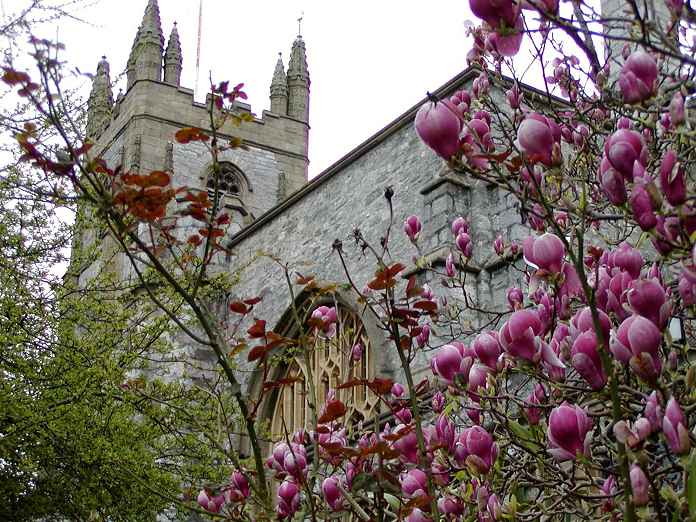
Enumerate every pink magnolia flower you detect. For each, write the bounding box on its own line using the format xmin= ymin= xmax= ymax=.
xmin=403 ymin=215 xmax=422 ymax=242
xmin=391 ymin=382 xmax=405 ymax=397
xmin=663 ymin=397 xmax=690 ymax=455
xmin=456 ymin=232 xmax=473 ymax=258
xmin=599 ymin=157 xmax=628 ymax=205
xmin=488 ymin=493 xmax=502 ymax=520
xmin=525 ymin=383 xmax=546 ymax=425
xmin=595 ymin=267 xmax=633 ymax=321
xmin=619 ymin=51 xmax=658 ymax=104
xmin=499 ymin=309 xmax=543 ymax=361
xmin=276 ymin=479 xmax=301 ymax=519
xmin=311 ymin=306 xmax=338 ymax=337
xmin=601 ymin=475 xmax=618 ymax=512
xmin=225 ymin=471 xmax=250 ymax=502
xmin=571 ymin=331 xmax=607 ymax=390
xmin=267 ymin=442 xmax=308 ymax=479
xmin=416 ymin=323 xmax=430 ymax=348
xmin=197 ymin=489 xmax=225 ymax=513
xmin=645 ymin=391 xmax=664 ymax=432
xmin=415 ymin=100 xmax=462 ymax=159
xmin=610 ymin=314 xmax=663 ymax=382
xmin=452 ymin=216 xmax=469 ymax=237
xmin=446 ymin=252 xmax=456 ymax=277
xmin=400 ymin=468 xmax=428 ymax=498
xmin=604 ymin=129 xmax=646 ymax=181
xmin=570 ymin=306 xmax=612 ymax=343
xmin=432 ymin=391 xmax=445 ymax=413
xmin=506 ymin=85 xmax=522 ymax=108
xmin=613 ymin=418 xmax=652 ymax=448
xmin=438 ymin=496 xmax=464 ymax=516
xmin=473 ymin=331 xmax=502 ymax=370
xmin=630 ymin=465 xmax=649 ymax=506
xmin=494 ymin=234 xmax=505 ymax=256
xmin=547 ymin=402 xmax=592 ymax=461
xmin=406 ymin=508 xmax=431 ymax=522
xmin=455 ymin=425 xmax=498 ymax=474
xmin=395 ymin=407 xmax=413 ymax=424
xmin=434 ymin=414 xmax=457 ymax=452
xmin=517 ymin=113 xmax=561 ymax=165
xmin=669 ymin=92 xmax=685 ymax=126
xmin=523 ymin=233 xmax=565 ymax=273
xmin=467 ymin=362 xmax=491 ymax=402
xmin=322 ymin=476 xmax=344 ymax=511
xmin=485 ymin=16 xmax=524 ymax=57
xmin=507 ymin=287 xmax=524 ymax=310
xmin=606 ymin=242 xmax=643 ymax=279
xmin=630 ymin=182 xmax=659 ymax=231
xmin=679 ymin=267 xmax=696 ymax=306
xmin=392 ymin=423 xmax=419 ymax=464
xmin=351 ymin=342 xmax=363 ymax=361
xmin=461 ymin=117 xmax=493 ymax=170
xmin=469 ymin=0 xmax=520 ymax=29
xmin=659 ymin=150 xmax=687 ymax=207
xmin=431 ymin=343 xmax=472 ymax=383
xmin=627 ymin=278 xmax=670 ymax=329
xmin=317 ymin=426 xmax=347 ymax=464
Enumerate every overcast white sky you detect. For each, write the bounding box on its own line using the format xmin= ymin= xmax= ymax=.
xmin=35 ymin=0 xmax=478 ymax=177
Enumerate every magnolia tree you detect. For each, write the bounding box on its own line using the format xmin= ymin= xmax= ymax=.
xmin=4 ymin=0 xmax=696 ymax=520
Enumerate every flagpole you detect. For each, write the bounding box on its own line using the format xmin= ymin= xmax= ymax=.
xmin=194 ymin=0 xmax=203 ymax=99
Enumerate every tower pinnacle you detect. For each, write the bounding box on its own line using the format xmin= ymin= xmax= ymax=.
xmin=287 ymin=35 xmax=310 ymax=122
xmin=86 ymin=56 xmax=114 ymax=139
xmin=126 ymin=0 xmax=164 ymax=88
xmin=164 ymin=22 xmax=182 ymax=86
xmin=270 ymin=52 xmax=288 ymax=114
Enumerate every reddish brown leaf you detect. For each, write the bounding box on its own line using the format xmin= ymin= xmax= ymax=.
xmin=318 ymin=400 xmax=347 ymax=424
xmin=247 ymin=345 xmax=272 ymax=362
xmin=295 ymin=273 xmax=315 ymax=285
xmin=367 ymin=378 xmax=394 ymax=395
xmin=413 ymin=300 xmax=438 ymax=313
xmin=336 ymin=379 xmax=367 ymax=390
xmin=247 ymin=319 xmax=266 ymax=339
xmin=263 ymin=377 xmax=302 ymax=390
xmin=243 ymin=296 xmax=262 ymax=306
xmin=175 ymin=127 xmax=210 ymax=144
xmin=406 ymin=275 xmax=423 ymax=298
xmin=229 ymin=301 xmax=249 ymax=314
xmin=2 ymin=68 xmax=31 ymax=85
xmin=387 ymin=263 xmax=406 ymax=277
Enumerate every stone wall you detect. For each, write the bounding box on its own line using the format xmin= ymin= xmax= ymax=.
xmin=220 ymin=69 xmax=529 ymax=397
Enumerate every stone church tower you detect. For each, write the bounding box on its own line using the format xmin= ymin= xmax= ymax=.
xmin=85 ymin=0 xmax=311 ymax=226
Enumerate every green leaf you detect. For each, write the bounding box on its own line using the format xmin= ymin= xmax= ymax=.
xmin=383 ymin=493 xmax=401 ymax=511
xmin=507 ymin=419 xmax=540 ymax=453
xmin=687 ymin=450 xmax=696 ymax=519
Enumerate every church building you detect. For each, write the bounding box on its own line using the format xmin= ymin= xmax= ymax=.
xmin=82 ymin=0 xmax=555 ymax=452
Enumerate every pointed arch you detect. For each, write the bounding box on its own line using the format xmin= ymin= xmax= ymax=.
xmin=252 ymin=293 xmax=383 ymax=444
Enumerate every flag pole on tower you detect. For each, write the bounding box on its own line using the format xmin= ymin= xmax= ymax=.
xmin=194 ymin=0 xmax=203 ymax=99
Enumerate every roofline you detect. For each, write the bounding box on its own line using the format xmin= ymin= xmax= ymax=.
xmin=228 ymin=65 xmax=569 ymax=247
xmin=228 ymin=67 xmax=482 ymax=246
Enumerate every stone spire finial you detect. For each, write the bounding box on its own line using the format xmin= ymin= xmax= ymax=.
xmin=287 ymin=35 xmax=309 ymax=84
xmin=270 ymin=52 xmax=288 ymax=114
xmin=287 ymin=35 xmax=310 ymax=122
xmin=126 ymin=0 xmax=164 ymax=88
xmin=86 ymin=56 xmax=114 ymax=139
xmin=164 ymin=22 xmax=182 ymax=86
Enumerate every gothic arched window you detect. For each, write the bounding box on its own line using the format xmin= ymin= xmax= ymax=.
xmin=206 ymin=162 xmax=245 ymax=198
xmin=270 ymin=306 xmax=378 ymax=441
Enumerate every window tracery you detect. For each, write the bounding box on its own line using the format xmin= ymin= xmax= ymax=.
xmin=206 ymin=162 xmax=244 ymax=197
xmin=270 ymin=306 xmax=378 ymax=441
